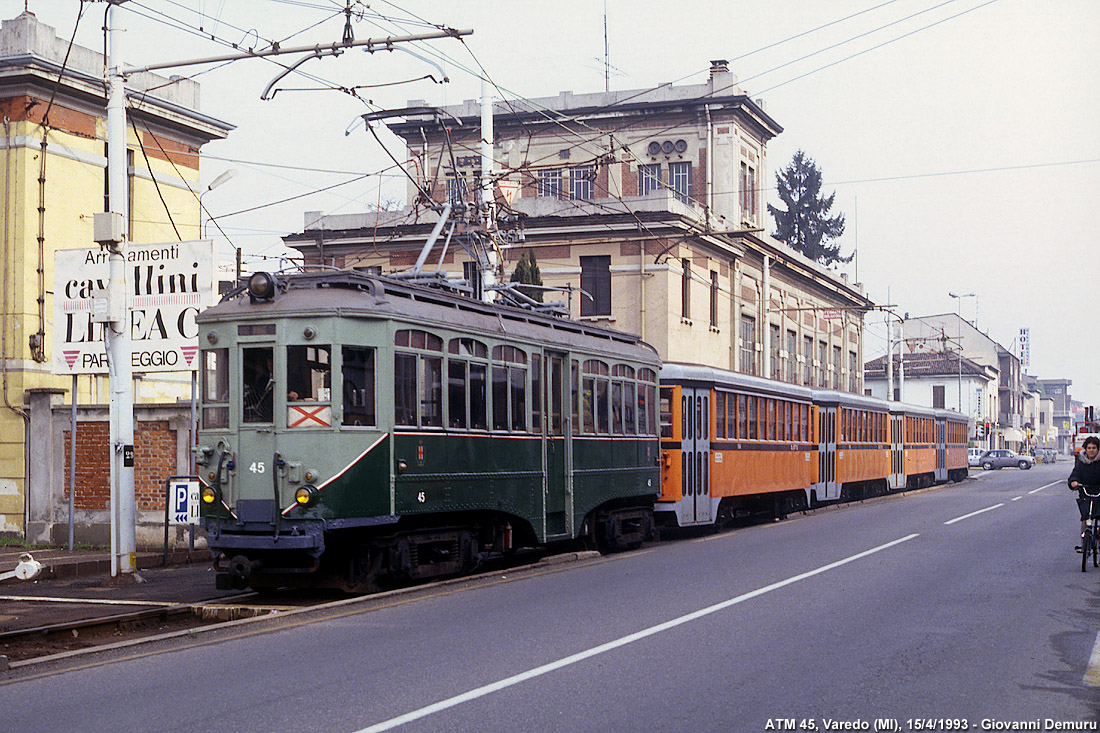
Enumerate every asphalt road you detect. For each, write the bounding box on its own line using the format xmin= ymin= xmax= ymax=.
xmin=2 ymin=462 xmax=1097 ymax=733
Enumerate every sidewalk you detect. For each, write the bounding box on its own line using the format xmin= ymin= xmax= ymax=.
xmin=0 ymin=546 xmax=211 ymax=584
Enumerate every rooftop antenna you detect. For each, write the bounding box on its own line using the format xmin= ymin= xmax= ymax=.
xmin=603 ymin=0 xmax=610 ymax=92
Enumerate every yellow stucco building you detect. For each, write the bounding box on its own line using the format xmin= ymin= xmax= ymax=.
xmin=0 ymin=12 xmax=231 ymax=536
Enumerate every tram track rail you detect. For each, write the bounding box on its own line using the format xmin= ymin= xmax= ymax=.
xmin=0 ymin=590 xmax=326 ymax=665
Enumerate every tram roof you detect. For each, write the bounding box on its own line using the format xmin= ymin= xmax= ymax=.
xmin=199 ymin=270 xmax=660 ymax=365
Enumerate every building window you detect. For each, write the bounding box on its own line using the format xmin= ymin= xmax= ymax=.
xmin=463 ymin=260 xmax=484 ymax=301
xmin=740 ymin=315 xmax=756 ymax=375
xmin=770 ymin=324 xmax=781 ymax=380
xmin=818 ymin=341 xmax=827 ymax=388
xmin=580 ymin=255 xmax=611 ymax=316
xmin=681 ymin=259 xmax=691 ymax=320
xmin=786 ymin=330 xmax=797 ymax=383
xmin=849 ymin=351 xmax=858 ymax=393
xmin=571 ymin=165 xmax=594 ymax=200
xmin=832 ymin=345 xmax=842 ymax=390
xmin=740 ymin=162 xmax=756 ymax=222
xmin=538 ymin=169 xmax=562 ymax=198
xmin=669 ymin=161 xmax=693 ymax=204
xmin=932 ymin=385 xmax=946 ymax=409
xmin=803 ymin=335 xmax=813 ymax=386
xmin=710 ymin=271 xmax=719 ymax=328
xmin=446 ymin=174 xmax=467 ymax=205
xmin=640 ymin=163 xmax=661 ymax=196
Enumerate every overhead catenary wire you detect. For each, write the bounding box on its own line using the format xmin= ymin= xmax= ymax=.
xmin=110 ymin=0 xmax=1029 ymax=270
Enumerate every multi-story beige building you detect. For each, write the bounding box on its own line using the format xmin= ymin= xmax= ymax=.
xmin=287 ymin=61 xmax=870 ymax=388
xmin=0 ymin=12 xmax=231 ymax=536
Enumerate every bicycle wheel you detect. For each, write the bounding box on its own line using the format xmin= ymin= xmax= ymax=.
xmin=1083 ymin=530 xmax=1091 ymax=573
xmin=1092 ymin=530 xmax=1098 ymax=568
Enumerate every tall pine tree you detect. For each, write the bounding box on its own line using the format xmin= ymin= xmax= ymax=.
xmin=510 ymin=250 xmax=543 ymax=302
xmin=767 ymin=150 xmax=850 ymax=265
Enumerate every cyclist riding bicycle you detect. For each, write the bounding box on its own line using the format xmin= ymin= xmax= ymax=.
xmin=1069 ymin=436 xmax=1100 ymax=551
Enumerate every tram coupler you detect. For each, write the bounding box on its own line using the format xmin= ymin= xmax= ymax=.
xmin=214 ymin=554 xmax=259 ymax=590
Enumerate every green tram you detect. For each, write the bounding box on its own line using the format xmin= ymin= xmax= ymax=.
xmin=195 ymin=270 xmax=661 ymax=591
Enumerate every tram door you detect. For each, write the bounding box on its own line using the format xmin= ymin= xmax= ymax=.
xmin=934 ymin=419 xmax=946 ymax=482
xmin=239 ymin=344 xmax=278 ymax=519
xmin=889 ymin=414 xmax=904 ymax=490
xmin=817 ymin=406 xmax=839 ymax=501
xmin=544 ymin=352 xmax=572 ymax=539
xmin=679 ymin=387 xmax=711 ymax=525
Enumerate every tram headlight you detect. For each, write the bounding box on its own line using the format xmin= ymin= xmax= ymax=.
xmin=247 ymin=272 xmax=279 ymax=301
xmin=201 ymin=486 xmax=220 ymax=505
xmin=295 ymin=485 xmax=318 ymax=507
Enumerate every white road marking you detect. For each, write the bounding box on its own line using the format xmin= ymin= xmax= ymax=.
xmin=356 ymin=533 xmax=921 ymax=733
xmin=1011 ymin=496 xmax=1022 ymax=501
xmin=1084 ymin=632 xmax=1100 ymax=686
xmin=944 ymin=503 xmax=1004 ymax=525
xmin=1029 ymin=481 xmax=1062 ymax=495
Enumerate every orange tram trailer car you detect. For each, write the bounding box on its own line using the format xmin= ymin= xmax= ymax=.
xmin=657 ymin=363 xmax=969 ymax=529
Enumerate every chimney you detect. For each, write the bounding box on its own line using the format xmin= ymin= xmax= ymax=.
xmin=708 ymin=59 xmax=737 ymax=95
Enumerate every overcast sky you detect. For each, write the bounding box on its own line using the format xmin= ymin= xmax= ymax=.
xmin=14 ymin=0 xmax=1100 ymax=408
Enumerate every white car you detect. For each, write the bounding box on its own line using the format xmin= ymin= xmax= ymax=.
xmin=968 ymin=447 xmax=984 ymax=467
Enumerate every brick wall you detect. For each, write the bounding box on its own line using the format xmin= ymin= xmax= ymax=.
xmin=63 ymin=420 xmax=180 ymax=511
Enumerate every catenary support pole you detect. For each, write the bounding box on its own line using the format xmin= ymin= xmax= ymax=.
xmin=106 ymin=2 xmax=136 ymax=575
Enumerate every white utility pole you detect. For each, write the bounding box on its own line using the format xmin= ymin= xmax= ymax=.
xmin=106 ymin=1 xmax=136 ymax=576
xmin=479 ymin=78 xmax=498 ymax=302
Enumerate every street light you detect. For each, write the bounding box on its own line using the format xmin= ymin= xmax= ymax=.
xmin=199 ymin=169 xmax=237 ymax=238
xmin=949 ymin=292 xmax=976 ymax=433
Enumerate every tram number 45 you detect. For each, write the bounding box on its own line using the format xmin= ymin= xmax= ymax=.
xmin=250 ymin=462 xmax=266 ymax=474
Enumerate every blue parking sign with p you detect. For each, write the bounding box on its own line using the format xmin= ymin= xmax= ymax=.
xmin=171 ymin=480 xmax=199 ymax=525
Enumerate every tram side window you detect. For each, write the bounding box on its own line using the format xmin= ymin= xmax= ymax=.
xmin=623 ymin=382 xmax=636 ymax=435
xmin=531 ymin=354 xmax=542 ymax=433
xmin=341 ymin=346 xmax=376 ymax=427
xmin=470 ymin=363 xmax=488 ymax=430
xmin=394 ymin=353 xmax=417 ymax=427
xmin=596 ymin=379 xmax=608 ymax=433
xmin=286 ymin=345 xmax=331 ymax=402
xmin=571 ymin=361 xmax=581 ymax=434
xmin=583 ymin=376 xmax=596 ymax=433
xmin=510 ymin=365 xmax=526 ymax=432
xmin=639 ymin=369 xmax=657 ymax=437
xmin=549 ymin=357 xmax=564 ymax=436
xmin=659 ymin=387 xmax=674 ymax=439
xmin=715 ymin=393 xmax=726 ymax=439
xmin=582 ymin=360 xmax=610 ymax=435
xmin=243 ymin=346 xmax=274 ymax=423
xmin=490 ymin=345 xmax=528 ymax=432
xmin=747 ymin=396 xmax=757 ymax=440
xmin=448 ymin=360 xmax=468 ymax=428
xmin=767 ymin=399 xmax=776 ymax=441
xmin=612 ymin=381 xmax=624 ymax=434
xmin=421 ymin=356 xmax=443 ymax=427
xmin=493 ymin=366 xmax=509 ymax=431
xmin=201 ymin=348 xmax=229 ymax=428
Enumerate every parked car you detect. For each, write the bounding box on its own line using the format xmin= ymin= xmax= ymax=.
xmin=978 ymin=449 xmax=1034 ymax=470
xmin=968 ymin=447 xmax=984 ymax=467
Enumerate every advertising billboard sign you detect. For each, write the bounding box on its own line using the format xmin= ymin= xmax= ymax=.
xmin=52 ymin=240 xmax=217 ymax=375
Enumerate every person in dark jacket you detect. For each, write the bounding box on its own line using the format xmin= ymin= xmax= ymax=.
xmin=1069 ymin=436 xmax=1100 ymax=549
